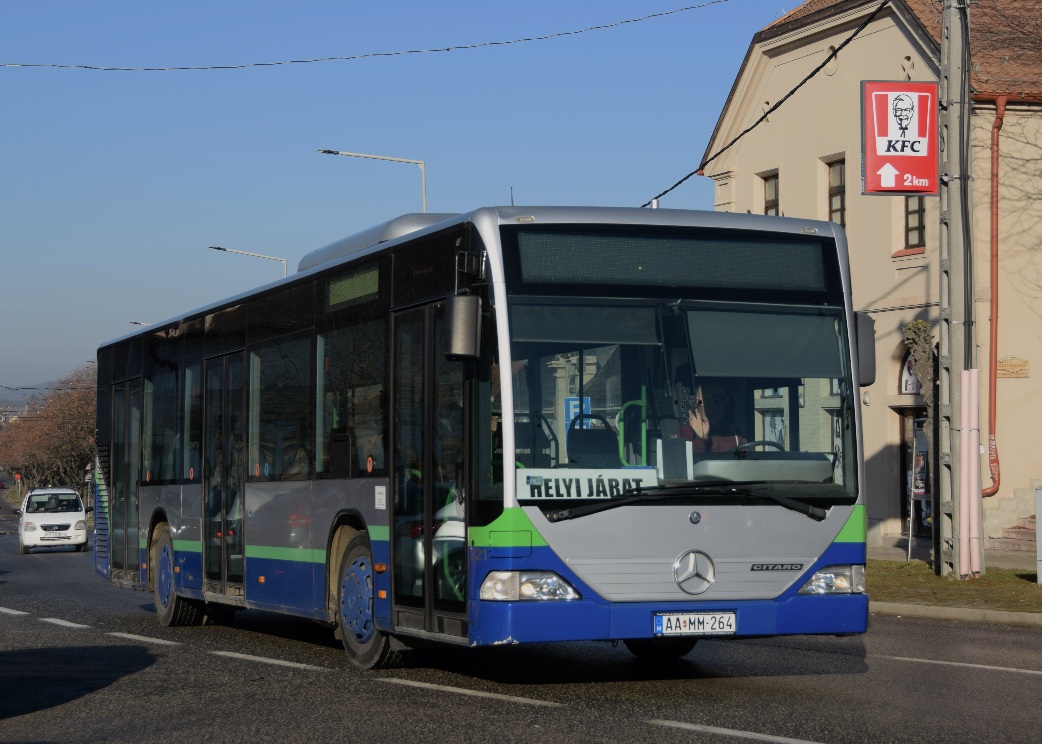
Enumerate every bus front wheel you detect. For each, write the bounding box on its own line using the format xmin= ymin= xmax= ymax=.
xmin=337 ymin=531 xmax=398 ymax=669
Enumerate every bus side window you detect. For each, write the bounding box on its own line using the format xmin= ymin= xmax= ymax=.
xmin=317 ymin=316 xmax=389 ymax=479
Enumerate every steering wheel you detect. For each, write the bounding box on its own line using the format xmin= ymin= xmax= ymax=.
xmin=731 ymin=439 xmax=785 ymax=452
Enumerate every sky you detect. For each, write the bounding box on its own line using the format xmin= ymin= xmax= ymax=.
xmin=1 ymin=0 xmax=793 ymax=389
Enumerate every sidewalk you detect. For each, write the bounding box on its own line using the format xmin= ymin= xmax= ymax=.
xmin=868 ymin=536 xmax=1042 ymax=628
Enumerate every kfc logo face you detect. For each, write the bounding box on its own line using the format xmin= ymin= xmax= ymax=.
xmin=873 ymin=90 xmax=932 ymax=156
xmin=892 ymin=94 xmax=915 ymax=137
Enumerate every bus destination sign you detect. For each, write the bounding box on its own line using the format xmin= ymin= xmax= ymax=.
xmin=518 ymin=468 xmax=658 ymax=500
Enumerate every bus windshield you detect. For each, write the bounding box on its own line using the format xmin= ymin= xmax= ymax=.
xmin=502 ymin=299 xmax=857 ymax=506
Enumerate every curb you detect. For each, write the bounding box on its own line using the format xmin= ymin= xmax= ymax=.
xmin=871 ymin=601 xmax=1042 ymax=628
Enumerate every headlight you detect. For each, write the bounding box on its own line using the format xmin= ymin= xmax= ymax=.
xmin=479 ymin=571 xmax=581 ymax=601
xmin=798 ymin=565 xmax=866 ymax=595
xmin=23 ymin=522 xmax=37 ymax=532
xmin=75 ymin=520 xmax=87 ymax=530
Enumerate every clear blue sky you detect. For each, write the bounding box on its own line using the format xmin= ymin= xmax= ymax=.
xmin=1 ymin=0 xmax=789 ymax=388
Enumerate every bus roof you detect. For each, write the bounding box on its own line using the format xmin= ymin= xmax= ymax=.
xmin=99 ymin=206 xmax=845 ymax=349
xmin=297 ymin=212 xmax=458 ymax=273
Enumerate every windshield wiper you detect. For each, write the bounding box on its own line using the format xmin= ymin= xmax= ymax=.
xmin=544 ymin=481 xmax=828 ymax=522
xmin=545 ymin=489 xmax=671 ymax=523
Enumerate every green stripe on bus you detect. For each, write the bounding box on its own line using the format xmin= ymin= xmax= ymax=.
xmin=167 ymin=526 xmax=389 ymax=563
xmin=468 ymin=507 xmax=549 ymax=549
xmin=834 ymin=504 xmax=866 ymax=543
xmin=245 ymin=545 xmax=326 ymax=563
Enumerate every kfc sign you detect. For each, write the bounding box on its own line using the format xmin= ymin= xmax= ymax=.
xmin=861 ymin=81 xmax=939 ymax=195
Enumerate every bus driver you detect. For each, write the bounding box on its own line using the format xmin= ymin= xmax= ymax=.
xmin=681 ymin=380 xmax=747 ymax=452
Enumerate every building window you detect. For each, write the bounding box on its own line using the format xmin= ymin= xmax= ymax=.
xmin=905 ymin=196 xmax=925 ymax=247
xmin=828 ymin=160 xmax=845 ymax=226
xmin=900 ymin=352 xmax=921 ymax=394
xmin=763 ymin=174 xmax=779 ymax=216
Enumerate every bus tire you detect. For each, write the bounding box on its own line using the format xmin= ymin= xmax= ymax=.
xmin=151 ymin=523 xmax=202 ymax=627
xmin=337 ymin=531 xmax=398 ymax=669
xmin=623 ymin=637 xmax=697 ymax=660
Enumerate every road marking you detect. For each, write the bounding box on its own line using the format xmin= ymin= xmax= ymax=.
xmin=0 ymin=607 xmax=30 ymax=615
xmin=40 ymin=618 xmax=91 ymax=629
xmin=876 ymin=654 xmax=1042 ymax=677
xmin=648 ymin=720 xmax=826 ymax=744
xmin=377 ymin=678 xmax=562 ymax=707
xmin=107 ymin=632 xmax=181 ymax=646
xmin=210 ymin=651 xmax=327 ymax=671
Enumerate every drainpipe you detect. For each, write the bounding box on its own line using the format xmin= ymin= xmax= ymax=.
xmin=981 ymin=96 xmax=1007 ymax=497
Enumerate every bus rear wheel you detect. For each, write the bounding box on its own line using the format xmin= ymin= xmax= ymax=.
xmin=624 ymin=637 xmax=697 ymax=660
xmin=337 ymin=531 xmax=398 ymax=669
xmin=152 ymin=523 xmax=202 ymax=627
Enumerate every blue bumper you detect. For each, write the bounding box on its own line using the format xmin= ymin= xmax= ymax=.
xmin=467 ymin=541 xmax=867 ymax=646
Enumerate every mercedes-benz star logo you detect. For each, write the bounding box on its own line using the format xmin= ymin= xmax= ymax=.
xmin=673 ymin=550 xmax=716 ymax=595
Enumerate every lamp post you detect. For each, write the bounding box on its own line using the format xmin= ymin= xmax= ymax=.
xmin=209 ymin=245 xmax=288 ymax=277
xmin=318 ymin=149 xmax=427 ymax=213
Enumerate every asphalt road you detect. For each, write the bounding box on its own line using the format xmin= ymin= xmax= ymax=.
xmin=3 ymin=516 xmax=1042 ymax=744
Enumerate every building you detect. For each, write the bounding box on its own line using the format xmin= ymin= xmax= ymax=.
xmin=702 ymin=0 xmax=1041 ymax=549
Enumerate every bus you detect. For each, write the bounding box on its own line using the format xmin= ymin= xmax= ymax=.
xmin=94 ymin=206 xmax=875 ymax=668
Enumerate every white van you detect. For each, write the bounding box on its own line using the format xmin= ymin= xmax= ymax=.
xmin=14 ymin=487 xmax=92 ymax=554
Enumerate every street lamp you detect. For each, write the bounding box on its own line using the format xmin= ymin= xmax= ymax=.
xmin=209 ymin=245 xmax=288 ymax=277
xmin=318 ymin=149 xmax=427 ymax=213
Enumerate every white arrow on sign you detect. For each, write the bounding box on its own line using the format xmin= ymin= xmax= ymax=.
xmin=877 ymin=162 xmax=900 ymax=187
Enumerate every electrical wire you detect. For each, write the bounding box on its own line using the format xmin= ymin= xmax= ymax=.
xmin=641 ymin=0 xmax=891 ymax=207
xmin=1 ymin=3 xmax=729 ymax=72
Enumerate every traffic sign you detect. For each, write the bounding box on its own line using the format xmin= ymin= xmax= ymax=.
xmin=861 ymin=81 xmax=939 ymax=196
xmin=565 ymin=397 xmax=591 ymax=429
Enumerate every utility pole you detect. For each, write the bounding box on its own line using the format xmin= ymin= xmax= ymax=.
xmin=936 ymin=0 xmax=977 ymax=577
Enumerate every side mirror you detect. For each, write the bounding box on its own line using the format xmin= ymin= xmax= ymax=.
xmin=445 ymin=294 xmax=481 ymax=361
xmin=855 ymin=312 xmax=876 ymax=387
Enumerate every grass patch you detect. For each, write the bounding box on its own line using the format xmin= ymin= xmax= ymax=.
xmin=869 ymin=559 xmax=1042 ymax=613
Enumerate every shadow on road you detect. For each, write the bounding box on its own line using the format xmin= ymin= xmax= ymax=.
xmin=206 ymin=609 xmax=342 ymax=649
xmin=0 ymin=645 xmax=155 ymax=720
xmin=394 ymin=635 xmax=869 ymax=685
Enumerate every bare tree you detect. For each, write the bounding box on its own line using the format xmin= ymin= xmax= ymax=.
xmin=0 ymin=365 xmax=95 ymax=496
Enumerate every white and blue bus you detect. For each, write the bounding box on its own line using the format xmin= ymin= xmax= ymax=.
xmin=94 ymin=206 xmax=874 ymax=668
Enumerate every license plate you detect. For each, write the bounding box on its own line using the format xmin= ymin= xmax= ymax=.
xmin=654 ymin=611 xmax=736 ymax=636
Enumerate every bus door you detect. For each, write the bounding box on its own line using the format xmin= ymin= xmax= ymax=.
xmin=109 ymin=378 xmax=142 ymax=585
xmin=392 ymin=301 xmax=469 ymax=637
xmin=202 ymin=352 xmax=246 ymax=597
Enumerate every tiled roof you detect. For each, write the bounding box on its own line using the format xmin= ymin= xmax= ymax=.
xmin=969 ymin=0 xmax=1042 ymax=98
xmin=761 ymin=0 xmax=1041 ymax=99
